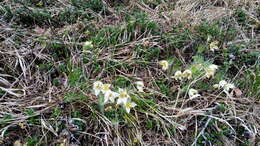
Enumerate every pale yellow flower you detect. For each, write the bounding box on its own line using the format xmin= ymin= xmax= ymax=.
xmin=205 ymin=64 xmax=218 ymax=78
xmin=104 ymin=90 xmax=119 ymax=103
xmin=83 ymin=41 xmax=93 ymax=49
xmin=159 ymin=60 xmax=169 ymax=71
xmin=93 ymin=81 xmax=103 ymax=96
xmin=182 ymin=69 xmax=192 ymax=79
xmin=101 ymin=84 xmax=111 ymax=94
xmin=124 ymin=101 xmax=137 ymax=113
xmin=205 ymin=71 xmax=215 ymax=78
xmin=117 ymin=88 xmax=130 ymax=105
xmin=213 ymin=84 xmax=220 ymax=88
xmin=135 ymin=81 xmax=144 ymax=92
xmin=18 ymin=122 xmax=26 ymax=129
xmin=223 ymin=83 xmax=235 ymax=92
xmin=213 ymin=80 xmax=235 ymax=93
xmin=219 ymin=80 xmax=228 ymax=87
xmin=188 ymin=88 xmax=201 ymax=99
xmin=209 ymin=64 xmax=218 ymax=70
xmin=83 ymin=41 xmax=93 ymax=53
xmin=172 ymin=70 xmax=183 ymax=80
xmin=209 ymin=41 xmax=219 ymax=52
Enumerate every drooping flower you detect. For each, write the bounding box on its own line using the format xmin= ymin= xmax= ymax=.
xmin=159 ymin=60 xmax=169 ymax=71
xmin=213 ymin=84 xmax=220 ymax=88
xmin=83 ymin=41 xmax=93 ymax=54
xmin=104 ymin=90 xmax=119 ymax=104
xmin=223 ymin=83 xmax=235 ymax=92
xmin=182 ymin=69 xmax=192 ymax=79
xmin=188 ymin=88 xmax=201 ymax=99
xmin=135 ymin=81 xmax=144 ymax=92
xmin=93 ymin=81 xmax=103 ymax=96
xmin=101 ymin=84 xmax=111 ymax=94
xmin=172 ymin=70 xmax=183 ymax=80
xmin=83 ymin=41 xmax=93 ymax=49
xmin=213 ymin=80 xmax=235 ymax=93
xmin=209 ymin=41 xmax=219 ymax=52
xmin=117 ymin=88 xmax=130 ymax=105
xmin=219 ymin=80 xmax=228 ymax=87
xmin=124 ymin=101 xmax=137 ymax=113
xmin=205 ymin=64 xmax=218 ymax=78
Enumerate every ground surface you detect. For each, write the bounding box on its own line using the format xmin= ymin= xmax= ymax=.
xmin=0 ymin=0 xmax=260 ymax=145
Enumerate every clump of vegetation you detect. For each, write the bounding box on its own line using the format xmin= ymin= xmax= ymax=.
xmin=0 ymin=0 xmax=259 ymax=145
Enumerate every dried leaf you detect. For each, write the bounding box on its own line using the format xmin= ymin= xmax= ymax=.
xmin=142 ymin=41 xmax=150 ymax=47
xmin=13 ymin=140 xmax=23 ymax=146
xmin=233 ymin=88 xmax=242 ymax=97
xmin=60 ymin=139 xmax=69 ymax=146
xmin=18 ymin=122 xmax=26 ymax=129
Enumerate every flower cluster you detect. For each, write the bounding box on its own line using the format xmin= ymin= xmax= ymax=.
xmin=82 ymin=41 xmax=93 ymax=54
xmin=159 ymin=60 xmax=169 ymax=71
xmin=83 ymin=41 xmax=93 ymax=49
xmin=188 ymin=88 xmax=201 ymax=99
xmin=213 ymin=80 xmax=235 ymax=93
xmin=157 ymin=59 xmax=237 ymax=99
xmin=93 ymin=81 xmax=137 ymax=113
xmin=159 ymin=60 xmax=218 ymax=80
xmin=209 ymin=41 xmax=219 ymax=52
xmin=172 ymin=69 xmax=192 ymax=80
xmin=135 ymin=81 xmax=144 ymax=92
xmin=205 ymin=64 xmax=218 ymax=78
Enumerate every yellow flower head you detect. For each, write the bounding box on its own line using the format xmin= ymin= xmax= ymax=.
xmin=118 ymin=88 xmax=129 ymax=98
xmin=93 ymin=81 xmax=103 ymax=96
xmin=219 ymin=80 xmax=228 ymax=87
xmin=117 ymin=88 xmax=130 ymax=105
xmin=101 ymin=84 xmax=111 ymax=93
xmin=159 ymin=60 xmax=169 ymax=71
xmin=83 ymin=41 xmax=93 ymax=49
xmin=124 ymin=101 xmax=137 ymax=113
xmin=104 ymin=90 xmax=119 ymax=104
xmin=135 ymin=81 xmax=144 ymax=92
xmin=209 ymin=41 xmax=219 ymax=52
xmin=182 ymin=69 xmax=192 ymax=79
xmin=223 ymin=83 xmax=235 ymax=92
xmin=209 ymin=64 xmax=218 ymax=70
xmin=205 ymin=70 xmax=215 ymax=78
xmin=83 ymin=41 xmax=93 ymax=54
xmin=172 ymin=70 xmax=183 ymax=80
xmin=205 ymin=64 xmax=218 ymax=78
xmin=213 ymin=80 xmax=235 ymax=94
xmin=18 ymin=122 xmax=26 ymax=129
xmin=188 ymin=88 xmax=201 ymax=99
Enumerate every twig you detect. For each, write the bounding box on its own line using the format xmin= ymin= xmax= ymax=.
xmin=191 ymin=117 xmax=212 ymax=146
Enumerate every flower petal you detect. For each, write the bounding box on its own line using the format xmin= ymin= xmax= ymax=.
xmin=131 ymin=102 xmax=137 ymax=108
xmin=159 ymin=60 xmax=169 ymax=71
xmin=94 ymin=89 xmax=101 ymax=96
xmin=125 ymin=107 xmax=131 ymax=113
xmin=104 ymin=95 xmax=109 ymax=104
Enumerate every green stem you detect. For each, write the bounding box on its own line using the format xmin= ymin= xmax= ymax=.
xmin=98 ymin=95 xmax=104 ymax=114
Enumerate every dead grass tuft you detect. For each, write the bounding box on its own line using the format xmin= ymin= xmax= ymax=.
xmin=0 ymin=0 xmax=259 ymax=145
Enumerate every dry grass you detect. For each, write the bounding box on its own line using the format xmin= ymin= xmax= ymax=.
xmin=0 ymin=0 xmax=259 ymax=145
